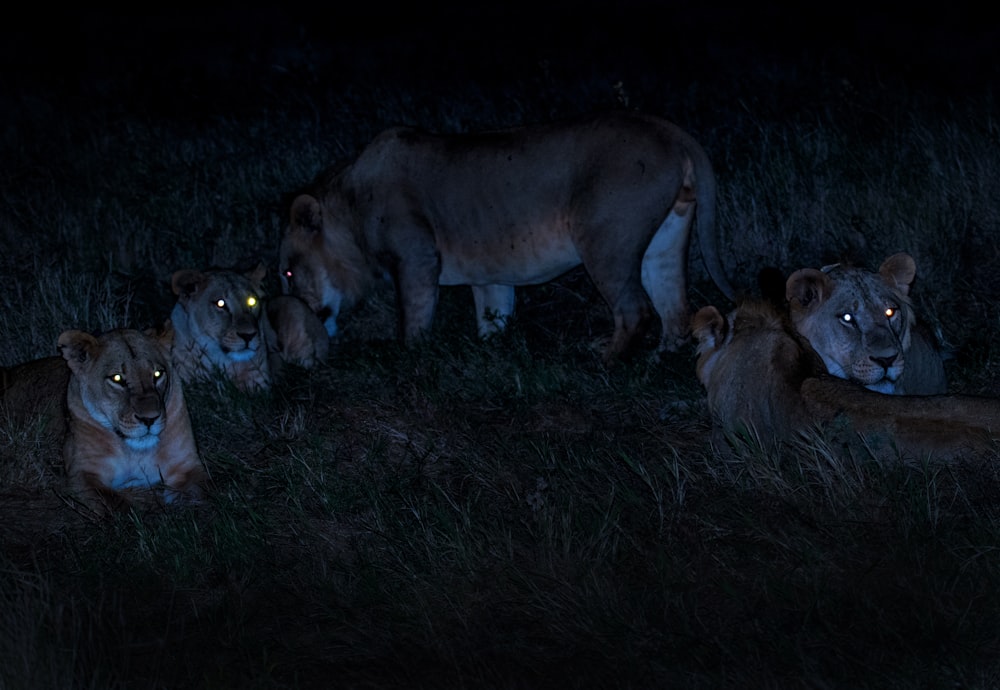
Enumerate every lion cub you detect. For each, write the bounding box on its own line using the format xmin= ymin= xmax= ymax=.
xmin=1 ymin=325 xmax=206 ymax=514
xmin=263 ymin=294 xmax=330 ymax=371
xmin=170 ymin=263 xmax=272 ymax=393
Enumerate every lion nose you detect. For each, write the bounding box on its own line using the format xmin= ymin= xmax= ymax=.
xmin=238 ymin=331 xmax=257 ymax=346
xmin=135 ymin=413 xmax=160 ymax=429
xmin=870 ymin=354 xmax=897 ymax=371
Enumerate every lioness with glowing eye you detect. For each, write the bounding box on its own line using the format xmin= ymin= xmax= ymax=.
xmin=170 ymin=263 xmax=271 ymax=392
xmin=691 ymin=299 xmax=999 ymax=459
xmin=786 ymin=252 xmax=947 ymax=395
xmin=278 ymin=110 xmax=736 ymax=361
xmin=0 ymin=326 xmax=205 ymax=514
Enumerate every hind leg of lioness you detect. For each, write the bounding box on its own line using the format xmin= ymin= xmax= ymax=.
xmin=471 ymin=284 xmax=516 ymax=338
xmin=604 ymin=285 xmax=653 ymax=361
xmin=641 ymin=210 xmax=693 ymax=353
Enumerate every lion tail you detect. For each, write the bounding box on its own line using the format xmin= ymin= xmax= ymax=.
xmin=690 ymin=143 xmax=737 ymax=303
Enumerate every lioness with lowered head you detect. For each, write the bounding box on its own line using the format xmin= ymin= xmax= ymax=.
xmin=691 ymin=299 xmax=998 ymax=460
xmin=0 ymin=325 xmax=206 ymax=514
xmin=279 ymin=111 xmax=736 ymax=361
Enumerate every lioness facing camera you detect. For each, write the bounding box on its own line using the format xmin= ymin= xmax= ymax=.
xmin=1 ymin=325 xmax=206 ymax=514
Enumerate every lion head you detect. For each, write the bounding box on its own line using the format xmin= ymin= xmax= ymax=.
xmin=170 ymin=263 xmax=271 ymax=392
xmin=58 ymin=325 xmax=204 ymax=512
xmin=785 ymin=252 xmax=944 ymax=395
xmin=59 ymin=328 xmax=174 ymax=451
xmin=278 ymin=193 xmax=376 ymax=339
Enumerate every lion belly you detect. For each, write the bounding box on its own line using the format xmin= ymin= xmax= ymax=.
xmin=437 ymin=226 xmax=580 ymax=286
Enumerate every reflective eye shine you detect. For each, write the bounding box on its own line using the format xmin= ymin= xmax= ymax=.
xmin=884 ymin=307 xmax=896 ymax=318
xmin=840 ymin=313 xmax=854 ymax=324
xmin=216 ymin=299 xmax=227 ymax=309
xmin=246 ymin=295 xmax=258 ymax=308
xmin=111 ymin=373 xmax=124 ymax=384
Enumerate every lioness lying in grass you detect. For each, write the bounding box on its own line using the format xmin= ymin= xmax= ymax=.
xmin=691 ymin=299 xmax=999 ymax=460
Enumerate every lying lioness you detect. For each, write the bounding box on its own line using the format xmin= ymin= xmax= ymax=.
xmin=0 ymin=325 xmax=206 ymax=514
xmin=691 ymin=299 xmax=999 ymax=460
xmin=279 ymin=110 xmax=736 ymax=361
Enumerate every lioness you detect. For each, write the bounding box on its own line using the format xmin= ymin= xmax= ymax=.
xmin=278 ymin=111 xmax=736 ymax=361
xmin=786 ymin=252 xmax=947 ymax=395
xmin=0 ymin=326 xmax=206 ymax=514
xmin=170 ymin=263 xmax=271 ymax=392
xmin=691 ymin=300 xmax=998 ymax=460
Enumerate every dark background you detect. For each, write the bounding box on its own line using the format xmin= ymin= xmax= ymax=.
xmin=2 ymin=3 xmax=996 ymax=117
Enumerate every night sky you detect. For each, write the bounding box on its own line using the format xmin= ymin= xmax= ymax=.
xmin=2 ymin=4 xmax=996 ymax=116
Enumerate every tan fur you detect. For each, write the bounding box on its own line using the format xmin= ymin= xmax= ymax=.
xmin=170 ymin=263 xmax=271 ymax=392
xmin=278 ymin=111 xmax=735 ymax=361
xmin=692 ymin=299 xmax=999 ymax=460
xmin=263 ymin=294 xmax=330 ymax=370
xmin=1 ymin=327 xmax=206 ymax=514
xmin=786 ymin=252 xmax=947 ymax=395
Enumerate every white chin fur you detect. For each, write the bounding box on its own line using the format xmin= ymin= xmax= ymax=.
xmin=227 ymin=348 xmax=257 ymax=362
xmin=125 ymin=433 xmax=160 ymax=451
xmin=864 ymin=380 xmax=896 ymax=394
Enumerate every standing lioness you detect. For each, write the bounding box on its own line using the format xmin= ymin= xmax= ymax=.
xmin=279 ymin=111 xmax=735 ymax=360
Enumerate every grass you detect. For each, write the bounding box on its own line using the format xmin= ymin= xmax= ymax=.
xmin=2 ymin=9 xmax=1000 ymax=689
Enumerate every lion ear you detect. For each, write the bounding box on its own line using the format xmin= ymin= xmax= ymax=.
xmin=691 ymin=306 xmax=725 ymax=350
xmin=786 ymin=269 xmax=831 ymax=312
xmin=171 ymin=269 xmax=205 ymax=299
xmin=290 ymin=194 xmax=323 ymax=234
xmin=58 ymin=330 xmax=99 ymax=373
xmin=879 ymin=252 xmax=916 ymax=296
xmin=156 ymin=319 xmax=177 ymax=351
xmin=247 ymin=261 xmax=267 ymax=288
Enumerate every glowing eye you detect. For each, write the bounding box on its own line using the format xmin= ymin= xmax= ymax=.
xmin=246 ymin=295 xmax=258 ymax=308
xmin=153 ymin=369 xmax=163 ymax=379
xmin=840 ymin=313 xmax=853 ymax=324
xmin=110 ymin=373 xmax=124 ymax=384
xmin=284 ymin=270 xmax=292 ymax=278
xmin=216 ymin=299 xmax=227 ymax=309
xmin=884 ymin=307 xmax=896 ymax=318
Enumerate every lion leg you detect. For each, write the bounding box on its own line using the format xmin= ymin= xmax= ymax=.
xmin=641 ymin=209 xmax=693 ymax=353
xmin=605 ymin=284 xmax=653 ymax=361
xmin=395 ymin=259 xmax=441 ymax=343
xmin=471 ymin=284 xmax=516 ymax=337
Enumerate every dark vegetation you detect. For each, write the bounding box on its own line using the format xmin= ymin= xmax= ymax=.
xmin=1 ymin=5 xmax=999 ymax=688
